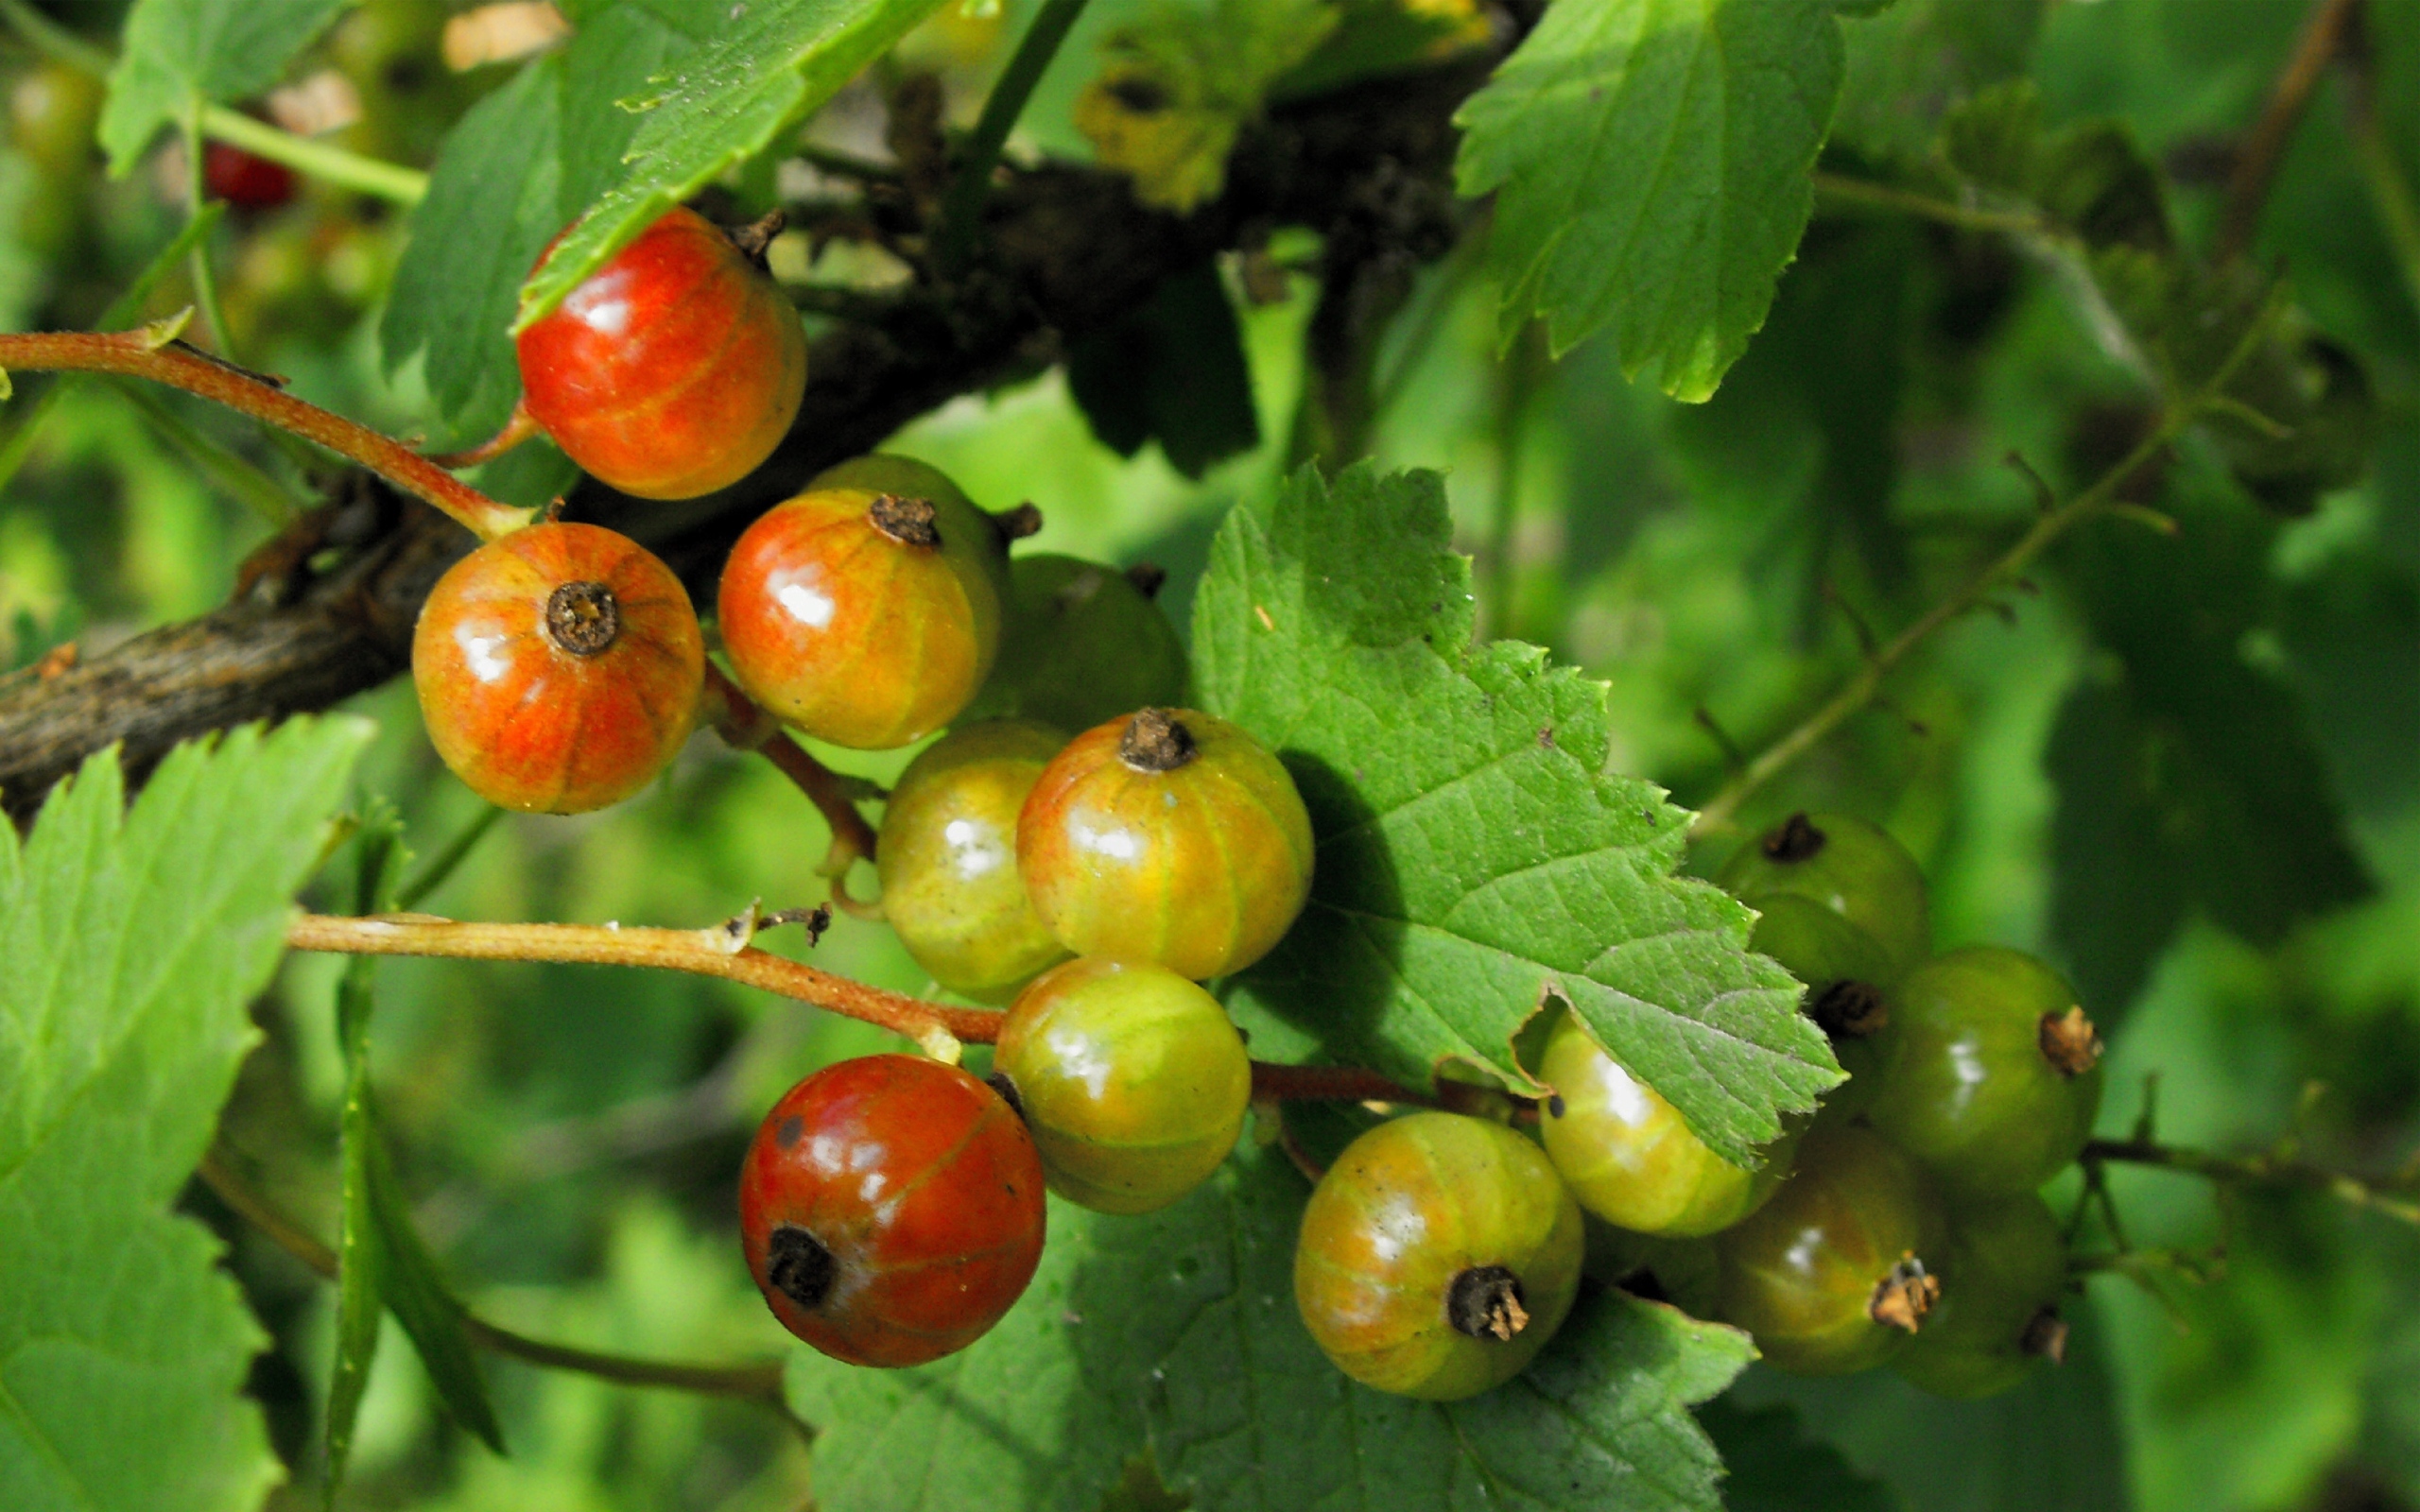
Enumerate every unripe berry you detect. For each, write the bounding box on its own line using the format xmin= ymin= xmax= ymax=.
xmin=1720 ymin=811 xmax=1931 ymax=976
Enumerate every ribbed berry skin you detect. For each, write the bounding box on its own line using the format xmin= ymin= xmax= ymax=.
xmin=410 ymin=522 xmax=702 ymax=814
xmin=516 ymin=206 xmax=807 ymax=500
xmin=737 ymin=1056 xmax=1046 ymax=1367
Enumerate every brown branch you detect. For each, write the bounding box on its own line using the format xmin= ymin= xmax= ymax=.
xmin=286 ymin=911 xmax=998 ymax=1049
xmin=193 ymin=1150 xmax=799 ymax=1420
xmin=2216 ymin=0 xmax=2363 ymax=262
xmin=0 ymin=58 xmax=1495 ymax=821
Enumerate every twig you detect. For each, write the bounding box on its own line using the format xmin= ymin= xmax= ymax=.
xmin=1688 ymin=301 xmax=2280 ymax=836
xmin=193 ymin=1151 xmax=801 ymax=1422
xmin=1812 ymin=172 xmax=2043 ymax=236
xmin=288 ymin=911 xmax=988 ymax=1052
xmin=2217 ymin=0 xmax=2362 ymax=262
xmin=935 ymin=0 xmax=1095 ymax=271
xmin=2083 ymin=1136 xmax=2420 ymax=1226
xmin=0 ymin=328 xmax=532 ymax=541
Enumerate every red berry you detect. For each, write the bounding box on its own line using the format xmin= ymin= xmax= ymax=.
xmin=738 ymin=1056 xmax=1046 ymax=1367
xmin=203 ymin=140 xmax=297 ymax=210
xmin=1017 ymin=708 xmax=1313 ymax=980
xmin=717 ymin=484 xmax=1006 ymax=748
xmin=515 ymin=206 xmax=808 ymax=500
xmin=410 ymin=522 xmax=703 ymax=814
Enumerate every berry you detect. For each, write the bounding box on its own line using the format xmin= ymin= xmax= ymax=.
xmin=1294 ymin=1111 xmax=1584 ymax=1400
xmin=717 ymin=484 xmax=1007 ymax=748
xmin=809 ymin=454 xmax=983 ymax=515
xmin=875 ymin=719 xmax=1072 ymax=1002
xmin=203 ymin=141 xmax=297 ymax=210
xmin=411 ymin=522 xmax=703 ymax=814
xmin=992 ymin=958 xmax=1251 ymax=1212
xmin=1748 ymin=894 xmax=1896 ymax=1121
xmin=1017 ymin=708 xmax=1313 ymax=980
xmin=515 ymin=206 xmax=808 ymax=500
xmin=738 ymin=1055 xmax=1046 ymax=1367
xmin=1535 ymin=1011 xmax=1796 ymax=1237
xmin=962 ymin=554 xmax=1187 ymax=734
xmin=1719 ymin=812 xmax=1931 ymax=976
xmin=1894 ymin=1191 xmax=2068 ymax=1399
xmin=1713 ymin=1124 xmax=1945 ymax=1375
xmin=1864 ymin=947 xmax=2105 ymax=1196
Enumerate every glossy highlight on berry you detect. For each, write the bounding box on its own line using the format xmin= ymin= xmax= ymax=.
xmin=1294 ymin=1111 xmax=1583 ymax=1400
xmin=410 ymin=522 xmax=703 ymax=814
xmin=1018 ymin=708 xmax=1313 ymax=980
xmin=516 ymin=206 xmax=807 ymax=500
xmin=737 ymin=1055 xmax=1046 ymax=1367
xmin=993 ymin=957 xmax=1250 ymax=1213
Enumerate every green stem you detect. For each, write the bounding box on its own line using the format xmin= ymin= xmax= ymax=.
xmin=2084 ymin=1137 xmax=2420 ymax=1226
xmin=397 ymin=806 xmax=506 ymax=911
xmin=107 ymin=377 xmax=299 ymax=525
xmin=0 ymin=328 xmax=533 ymax=541
xmin=1688 ymin=299 xmax=2281 ymax=837
xmin=180 ymin=109 xmax=238 ymax=360
xmin=1812 ymin=171 xmax=2043 ymax=236
xmin=2343 ymin=33 xmax=2420 ymax=325
xmin=934 ymin=0 xmax=1094 ymax=271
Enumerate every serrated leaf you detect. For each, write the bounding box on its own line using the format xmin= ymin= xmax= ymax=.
xmin=1454 ymin=0 xmax=1847 ymax=401
xmin=99 ymin=0 xmax=352 ymax=173
xmin=513 ymin=0 xmax=953 ymax=332
xmin=792 ymin=1143 xmax=1754 ymax=1512
xmin=1191 ymin=465 xmax=1834 ymax=1165
xmin=0 ymin=720 xmax=370 ymax=1512
xmin=382 ymin=6 xmax=700 ymax=443
xmin=1066 ymin=259 xmax=1261 ymax=478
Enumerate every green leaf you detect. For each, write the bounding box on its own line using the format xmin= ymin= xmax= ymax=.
xmin=381 ymin=6 xmax=700 ymax=443
xmin=1065 ymin=260 xmax=1262 ymax=479
xmin=1454 ymin=0 xmax=1848 ymax=401
xmin=791 ymin=1143 xmax=1753 ymax=1512
xmin=513 ymin=0 xmax=954 ymax=332
xmin=0 ymin=719 xmax=370 ymax=1512
xmin=1697 ymin=1398 xmax=1902 ymax=1512
xmin=325 ymin=804 xmax=502 ymax=1483
xmin=1191 ymin=465 xmax=1835 ymax=1164
xmin=99 ymin=0 xmax=353 ymax=173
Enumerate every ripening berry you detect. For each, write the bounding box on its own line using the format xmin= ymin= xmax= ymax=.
xmin=1720 ymin=812 xmax=1932 ymax=977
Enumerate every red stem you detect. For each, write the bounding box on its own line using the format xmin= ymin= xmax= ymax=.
xmin=701 ymin=664 xmax=884 ymax=912
xmin=0 ymin=328 xmax=533 ymax=541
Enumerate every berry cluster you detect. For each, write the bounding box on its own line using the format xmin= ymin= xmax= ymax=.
xmin=1553 ymin=811 xmax=2101 ymax=1398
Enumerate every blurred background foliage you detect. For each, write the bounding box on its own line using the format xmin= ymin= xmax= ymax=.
xmin=3 ymin=0 xmax=2418 ymax=1508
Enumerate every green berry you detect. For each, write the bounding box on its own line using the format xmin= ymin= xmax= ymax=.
xmin=1864 ymin=947 xmax=2105 ymax=1196
xmin=1720 ymin=812 xmax=1931 ymax=976
xmin=1748 ymin=894 xmax=1896 ymax=1121
xmin=991 ymin=957 xmax=1250 ymax=1212
xmin=876 ymin=719 xmax=1071 ymax=1001
xmin=963 ymin=554 xmax=1189 ymax=735
xmin=1894 ymin=1191 xmax=2068 ymax=1399
xmin=1536 ymin=1011 xmax=1796 ymax=1237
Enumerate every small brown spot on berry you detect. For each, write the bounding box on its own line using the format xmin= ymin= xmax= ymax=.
xmin=544 ymin=580 xmax=621 ymax=656
xmin=1119 ymin=708 xmax=1200 ymax=772
xmin=868 ymin=493 xmax=942 ymax=547
xmin=1763 ymin=812 xmax=1827 ymax=864
xmin=1447 ymin=1264 xmax=1530 ymax=1341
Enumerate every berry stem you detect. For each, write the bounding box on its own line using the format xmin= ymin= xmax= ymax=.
xmin=2083 ymin=1136 xmax=2420 ymax=1226
xmin=193 ymin=1149 xmax=804 ymax=1426
xmin=286 ymin=912 xmax=999 ymax=1046
xmin=424 ymin=400 xmax=543 ymax=470
xmin=1689 ymin=300 xmax=2283 ymax=838
xmin=701 ymin=664 xmax=884 ymax=915
xmin=0 ymin=327 xmax=535 ymax=541
xmin=933 ymin=0 xmax=1095 ymax=272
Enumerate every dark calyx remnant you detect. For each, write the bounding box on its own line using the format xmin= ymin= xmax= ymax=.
xmin=2021 ymin=1306 xmax=2070 ymax=1364
xmin=1119 ymin=707 xmax=1199 ymax=772
xmin=1867 ymin=1253 xmax=1941 ymax=1333
xmin=544 ymin=580 xmax=622 ymax=657
xmin=768 ymin=1224 xmax=838 ymax=1310
xmin=869 ymin=493 xmax=942 ymax=548
xmin=723 ymin=209 xmax=786 ymax=267
xmin=1124 ymin=561 xmax=1167 ymax=599
xmin=985 ymin=1070 xmax=1027 ymax=1121
xmin=1810 ymin=979 xmax=1889 ymax=1040
xmin=2038 ymin=1005 xmax=2105 ymax=1077
xmin=1446 ymin=1264 xmax=1531 ymax=1341
xmin=1763 ymin=811 xmax=1827 ymax=863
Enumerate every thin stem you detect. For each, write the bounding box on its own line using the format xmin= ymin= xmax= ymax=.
xmin=2084 ymin=1137 xmax=2420 ymax=1226
xmin=198 ymin=106 xmax=427 ymax=206
xmin=0 ymin=329 xmax=533 ymax=541
xmin=106 ymin=377 xmax=299 ymax=525
xmin=180 ymin=110 xmax=239 ymax=360
xmin=2342 ymin=6 xmax=2420 ymax=322
xmin=1812 ymin=172 xmax=2043 ymax=236
xmin=702 ymin=664 xmax=882 ymax=906
xmin=396 ymin=805 xmax=506 ymax=911
xmin=193 ymin=1152 xmax=799 ymax=1418
xmin=286 ymin=912 xmax=995 ymax=1048
xmin=1251 ymin=1063 xmax=1428 ymax=1105
xmin=1689 ymin=303 xmax=2279 ymax=837
xmin=2216 ymin=0 xmax=2361 ymax=261
xmin=425 ymin=402 xmax=542 ymax=471
xmin=934 ymin=0 xmax=1094 ymax=271
xmin=1484 ymin=322 xmax=1547 ymax=641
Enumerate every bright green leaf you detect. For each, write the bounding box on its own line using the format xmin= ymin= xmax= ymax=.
xmin=0 ymin=720 xmax=370 ymax=1512
xmin=99 ymin=0 xmax=353 ymax=173
xmin=1192 ymin=466 xmax=1836 ymax=1164
xmin=513 ymin=0 xmax=955 ymax=332
xmin=1454 ymin=0 xmax=1847 ymax=401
